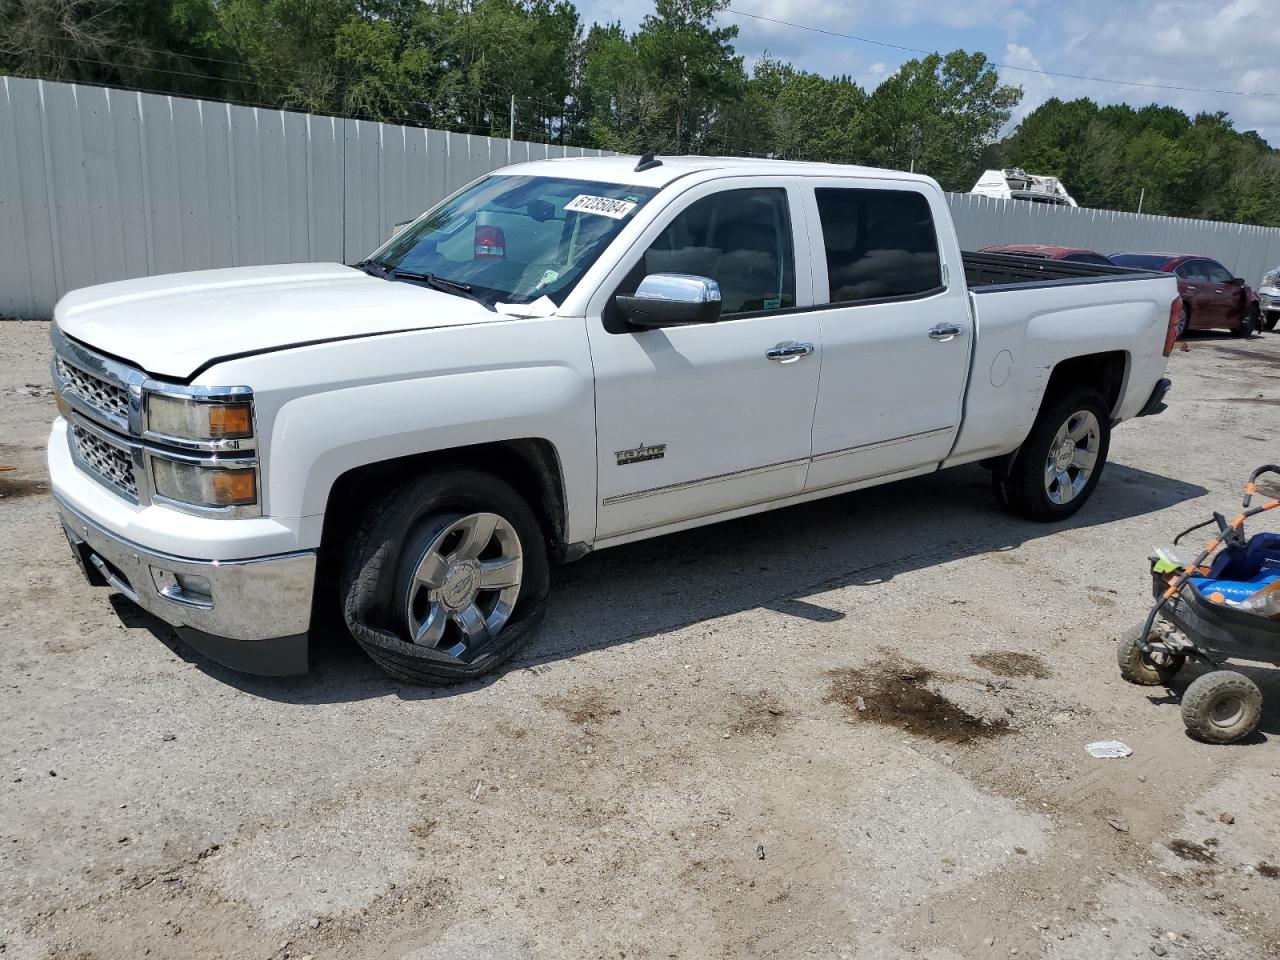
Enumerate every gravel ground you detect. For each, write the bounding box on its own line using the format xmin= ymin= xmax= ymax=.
xmin=2 ymin=318 xmax=1279 ymax=959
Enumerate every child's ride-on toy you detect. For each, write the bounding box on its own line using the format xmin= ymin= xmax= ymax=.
xmin=1120 ymin=465 xmax=1280 ymax=744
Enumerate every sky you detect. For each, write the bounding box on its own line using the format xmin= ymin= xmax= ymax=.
xmin=575 ymin=0 xmax=1280 ymax=146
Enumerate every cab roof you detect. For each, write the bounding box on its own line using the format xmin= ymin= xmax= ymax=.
xmin=504 ymin=154 xmax=939 ymax=190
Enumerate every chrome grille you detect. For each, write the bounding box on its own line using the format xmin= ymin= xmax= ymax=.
xmin=70 ymin=424 xmax=138 ymax=501
xmin=56 ymin=357 xmax=130 ymax=423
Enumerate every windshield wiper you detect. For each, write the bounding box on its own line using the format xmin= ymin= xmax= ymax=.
xmin=381 ymin=267 xmax=492 ymax=309
xmin=388 ymin=269 xmax=473 ymax=295
xmin=353 ymin=259 xmax=391 ymax=277
xmin=354 ymin=260 xmax=488 ymax=306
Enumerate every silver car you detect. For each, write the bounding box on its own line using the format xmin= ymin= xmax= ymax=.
xmin=1262 ymin=266 xmax=1280 ymax=331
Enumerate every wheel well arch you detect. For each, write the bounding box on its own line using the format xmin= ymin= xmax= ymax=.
xmin=318 ymin=439 xmax=571 ymax=569
xmin=1043 ymin=350 xmax=1128 ymax=417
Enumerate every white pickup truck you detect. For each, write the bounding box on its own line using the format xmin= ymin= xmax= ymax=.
xmin=48 ymin=155 xmax=1180 ymax=683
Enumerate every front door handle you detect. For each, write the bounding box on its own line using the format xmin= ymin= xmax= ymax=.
xmin=766 ymin=343 xmax=815 ymax=363
xmin=928 ymin=323 xmax=966 ymax=341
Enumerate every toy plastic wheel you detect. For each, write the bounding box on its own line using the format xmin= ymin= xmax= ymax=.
xmin=1117 ymin=623 xmax=1184 ymax=686
xmin=1180 ymin=671 xmax=1262 ymax=744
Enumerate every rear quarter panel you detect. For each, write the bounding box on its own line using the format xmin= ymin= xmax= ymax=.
xmin=945 ymin=274 xmax=1177 ymax=467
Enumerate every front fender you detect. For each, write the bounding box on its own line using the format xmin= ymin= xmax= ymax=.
xmin=270 ymin=364 xmax=594 ymax=540
xmin=202 ymin=320 xmax=597 ymax=548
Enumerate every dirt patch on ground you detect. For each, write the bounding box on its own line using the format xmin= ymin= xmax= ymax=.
xmin=1213 ymin=345 xmax=1280 ymax=368
xmin=730 ymin=690 xmax=788 ymax=736
xmin=1213 ymin=397 xmax=1280 ymax=406
xmin=970 ymin=651 xmax=1052 ymax=679
xmin=543 ymin=685 xmax=622 ymax=724
xmin=1258 ymin=862 xmax=1280 ymax=879
xmin=0 ymin=474 xmax=49 ymax=499
xmin=1168 ymin=839 xmax=1217 ymax=864
xmin=824 ymin=660 xmax=1010 ymax=743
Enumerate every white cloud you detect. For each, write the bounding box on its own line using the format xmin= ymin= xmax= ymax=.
xmin=572 ymin=0 xmax=1280 ymax=144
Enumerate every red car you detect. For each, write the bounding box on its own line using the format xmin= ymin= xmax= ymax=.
xmin=979 ymin=243 xmax=1114 ymax=266
xmin=1110 ymin=253 xmax=1262 ymax=338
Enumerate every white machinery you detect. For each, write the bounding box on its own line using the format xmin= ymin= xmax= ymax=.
xmin=971 ymin=167 xmax=1077 ymax=207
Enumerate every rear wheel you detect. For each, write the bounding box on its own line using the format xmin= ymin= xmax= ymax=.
xmin=340 ymin=467 xmax=550 ymax=684
xmin=1181 ymin=671 xmax=1262 ymax=744
xmin=993 ymin=386 xmax=1111 ymax=522
xmin=1176 ymin=302 xmax=1190 ymax=339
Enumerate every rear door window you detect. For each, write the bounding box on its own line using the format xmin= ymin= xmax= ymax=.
xmin=814 ymin=188 xmax=942 ymax=303
xmin=1177 ymin=261 xmax=1208 ymax=280
xmin=1205 ymin=261 xmax=1234 ymax=283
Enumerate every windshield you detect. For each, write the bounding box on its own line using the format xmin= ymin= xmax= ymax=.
xmin=370 ymin=175 xmax=657 ymax=308
xmin=1109 ymin=254 xmax=1172 ymax=270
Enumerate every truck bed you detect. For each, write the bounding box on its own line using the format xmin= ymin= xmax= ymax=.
xmin=963 ymin=251 xmax=1150 ymax=290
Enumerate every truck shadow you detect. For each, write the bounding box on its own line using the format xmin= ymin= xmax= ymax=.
xmin=128 ymin=461 xmax=1207 ymax=703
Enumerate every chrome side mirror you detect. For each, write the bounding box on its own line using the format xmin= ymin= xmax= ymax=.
xmin=616 ymin=274 xmax=722 ymax=328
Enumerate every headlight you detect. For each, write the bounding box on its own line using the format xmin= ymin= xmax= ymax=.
xmin=1264 ymin=270 xmax=1279 ymax=288
xmin=147 ymin=393 xmax=253 ymax=442
xmin=151 ymin=458 xmax=258 ymax=508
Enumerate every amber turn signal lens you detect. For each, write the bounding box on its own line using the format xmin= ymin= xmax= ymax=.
xmin=208 ymin=403 xmax=252 ymax=438
xmin=212 ymin=470 xmax=257 ymax=505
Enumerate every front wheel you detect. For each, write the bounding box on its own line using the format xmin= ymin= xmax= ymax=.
xmin=993 ymin=386 xmax=1111 ymax=522
xmin=1117 ymin=623 xmax=1184 ymax=686
xmin=1233 ymin=307 xmax=1259 ymax=338
xmin=340 ymin=467 xmax=550 ymax=684
xmin=1262 ymin=311 xmax=1278 ymax=333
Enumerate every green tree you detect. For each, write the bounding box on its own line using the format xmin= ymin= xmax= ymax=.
xmin=861 ymin=50 xmax=1021 ymax=190
xmin=580 ymin=0 xmax=743 ymax=153
xmin=739 ymin=56 xmax=867 ymax=162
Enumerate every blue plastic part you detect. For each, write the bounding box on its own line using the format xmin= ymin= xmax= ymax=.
xmin=1191 ymin=532 xmax=1280 ymax=604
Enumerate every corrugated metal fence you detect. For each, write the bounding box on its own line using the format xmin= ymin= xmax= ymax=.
xmin=4 ymin=75 xmax=1280 ymax=318
xmin=0 ymin=76 xmax=609 ymax=317
xmin=946 ymin=192 xmax=1280 ymax=285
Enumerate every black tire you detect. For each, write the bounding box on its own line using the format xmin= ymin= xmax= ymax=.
xmin=1264 ymin=312 xmax=1279 ymax=333
xmin=993 ymin=386 xmax=1111 ymax=522
xmin=1117 ymin=623 xmax=1184 ymax=686
xmin=1176 ymin=302 xmax=1190 ymax=339
xmin=339 ymin=467 xmax=550 ymax=684
xmin=1181 ymin=670 xmax=1262 ymax=744
xmin=1233 ymin=306 xmax=1259 ymax=338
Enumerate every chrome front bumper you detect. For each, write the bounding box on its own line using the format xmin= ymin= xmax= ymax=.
xmin=1260 ymin=289 xmax=1280 ymax=313
xmin=56 ymin=495 xmax=316 ymax=675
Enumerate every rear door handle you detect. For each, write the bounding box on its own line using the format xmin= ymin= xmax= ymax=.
xmin=766 ymin=343 xmax=814 ymax=363
xmin=928 ymin=323 xmax=965 ymax=341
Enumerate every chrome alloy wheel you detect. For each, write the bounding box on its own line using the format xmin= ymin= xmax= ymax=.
xmin=1043 ymin=410 xmax=1101 ymax=505
xmin=402 ymin=512 xmax=523 ymax=657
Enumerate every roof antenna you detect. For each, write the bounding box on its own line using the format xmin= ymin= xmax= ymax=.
xmin=634 ymin=152 xmax=663 ymax=172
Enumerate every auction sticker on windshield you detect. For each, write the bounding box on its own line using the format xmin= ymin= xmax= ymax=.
xmin=565 ymin=195 xmax=638 ymax=219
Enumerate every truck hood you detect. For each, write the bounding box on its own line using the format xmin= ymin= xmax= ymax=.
xmin=54 ymin=263 xmax=505 ymax=380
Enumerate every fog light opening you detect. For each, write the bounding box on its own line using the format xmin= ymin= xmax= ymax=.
xmin=175 ymin=573 xmax=212 ymax=601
